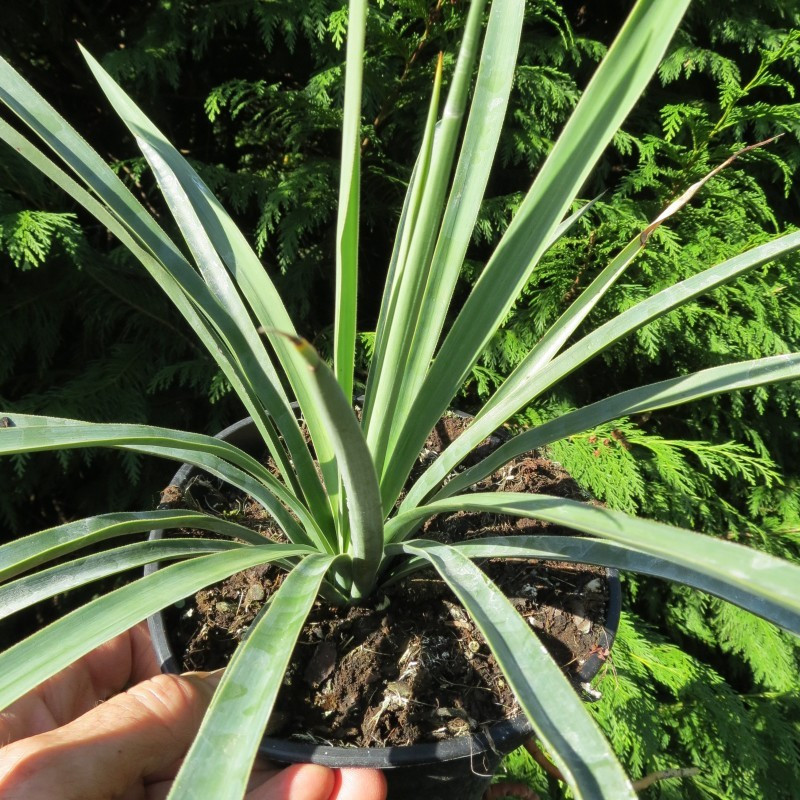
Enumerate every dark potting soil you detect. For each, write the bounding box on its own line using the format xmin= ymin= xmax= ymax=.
xmin=160 ymin=414 xmax=613 ymax=748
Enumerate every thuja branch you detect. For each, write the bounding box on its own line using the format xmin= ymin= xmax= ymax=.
xmin=361 ymin=0 xmax=444 ymax=153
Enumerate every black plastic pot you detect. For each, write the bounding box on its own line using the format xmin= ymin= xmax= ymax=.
xmin=147 ymin=417 xmax=621 ymax=800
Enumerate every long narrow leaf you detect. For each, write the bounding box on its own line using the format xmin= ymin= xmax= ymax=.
xmin=168 ymin=554 xmax=333 ymax=800
xmin=428 ymin=352 xmax=800 ymax=504
xmin=3 ymin=413 xmax=268 ymax=480
xmin=0 ymin=415 xmax=324 ymax=548
xmin=362 ymin=156 xmax=424 ymax=420
xmin=135 ymin=134 xmax=328 ymax=522
xmin=0 ymin=60 xmax=264 ymax=395
xmin=392 ymin=495 xmax=800 ymax=634
xmin=402 ymin=231 xmax=800 ymax=510
xmin=79 ymin=48 xmax=340 ymax=524
xmin=475 ymin=235 xmax=642 ymax=424
xmin=0 ymin=56 xmax=198 ymax=285
xmin=0 ymin=116 xmax=315 ymax=498
xmin=386 ymin=536 xmax=798 ymax=631
xmin=368 ymin=0 xmax=508 ymax=471
xmin=363 ymin=0 xmax=491 ymax=458
xmin=406 ymin=541 xmax=635 ymax=800
xmin=477 ymin=138 xmax=784 ymax=424
xmin=0 ymin=545 xmax=311 ymax=710
xmin=334 ymin=0 xmax=367 ymax=402
xmin=384 ymin=0 xmax=692 ymax=509
xmin=363 ymin=53 xmax=445 ymax=462
xmin=386 ymin=0 xmax=525 ymax=453
xmin=0 ymin=538 xmax=245 ymax=619
xmin=0 ymin=510 xmax=269 ymax=582
xmin=78 ymin=48 xmax=334 ymax=533
xmin=291 ymin=337 xmax=383 ymax=598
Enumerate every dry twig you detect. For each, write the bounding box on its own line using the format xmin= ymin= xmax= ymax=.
xmin=521 ymin=738 xmax=700 ymax=793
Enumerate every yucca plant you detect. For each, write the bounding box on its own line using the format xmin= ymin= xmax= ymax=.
xmin=2 ymin=0 xmax=800 ymax=797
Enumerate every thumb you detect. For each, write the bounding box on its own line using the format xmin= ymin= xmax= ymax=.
xmin=0 ymin=671 xmax=220 ymax=799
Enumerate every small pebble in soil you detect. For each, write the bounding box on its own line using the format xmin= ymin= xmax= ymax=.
xmin=385 ymin=680 xmax=413 ymax=699
xmin=244 ymin=583 xmax=265 ymax=609
xmin=572 ymin=614 xmax=592 ymax=634
xmin=433 ymin=707 xmax=469 ymax=720
xmin=374 ymin=595 xmax=390 ymax=611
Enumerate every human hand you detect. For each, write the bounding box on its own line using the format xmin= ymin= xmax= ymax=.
xmin=0 ymin=623 xmax=387 ymax=800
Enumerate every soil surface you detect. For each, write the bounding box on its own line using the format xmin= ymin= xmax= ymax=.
xmin=161 ymin=414 xmax=613 ymax=747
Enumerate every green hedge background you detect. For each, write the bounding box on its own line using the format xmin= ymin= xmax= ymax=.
xmin=1 ymin=1 xmax=799 ymax=796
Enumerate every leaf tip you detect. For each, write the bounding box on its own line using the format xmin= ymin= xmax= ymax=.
xmin=276 ymin=331 xmax=319 ymax=367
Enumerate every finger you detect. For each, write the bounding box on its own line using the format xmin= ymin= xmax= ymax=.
xmin=81 ymin=621 xmax=160 ymax=694
xmin=0 ymin=672 xmax=217 ymax=800
xmin=146 ymin=762 xmax=354 ymax=800
xmin=0 ymin=624 xmax=158 ymax=744
xmin=130 ymin=621 xmax=162 ymax=683
xmin=244 ymin=765 xmax=387 ymax=800
xmin=328 ymin=768 xmax=387 ymax=800
xmin=243 ymin=764 xmax=387 ymax=800
xmin=245 ymin=764 xmax=335 ymax=800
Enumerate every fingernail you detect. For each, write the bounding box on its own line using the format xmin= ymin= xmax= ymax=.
xmin=182 ymin=668 xmax=225 ymax=689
